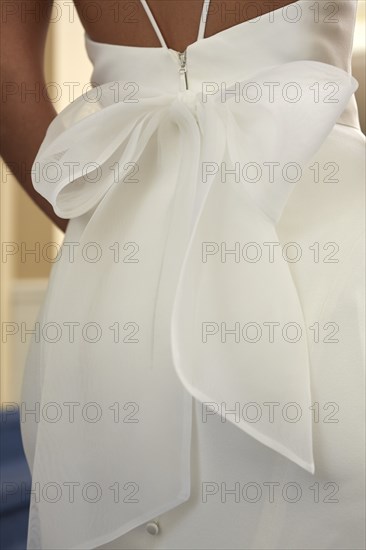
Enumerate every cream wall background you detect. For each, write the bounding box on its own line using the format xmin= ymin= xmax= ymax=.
xmin=1 ymin=2 xmax=93 ymax=404
xmin=1 ymin=1 xmax=365 ymax=404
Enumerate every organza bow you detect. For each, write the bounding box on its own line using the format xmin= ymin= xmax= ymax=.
xmin=32 ymin=60 xmax=358 ymax=475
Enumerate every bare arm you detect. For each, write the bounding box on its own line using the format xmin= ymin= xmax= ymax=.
xmin=1 ymin=0 xmax=68 ymax=232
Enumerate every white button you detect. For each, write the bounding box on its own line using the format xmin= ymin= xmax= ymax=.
xmin=146 ymin=521 xmax=160 ymax=535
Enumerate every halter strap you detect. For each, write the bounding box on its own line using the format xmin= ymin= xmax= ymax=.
xmin=197 ymin=0 xmax=211 ymax=41
xmin=140 ymin=0 xmax=212 ymax=49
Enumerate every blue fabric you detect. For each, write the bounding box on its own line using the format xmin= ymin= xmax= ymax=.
xmin=1 ymin=406 xmax=31 ymax=550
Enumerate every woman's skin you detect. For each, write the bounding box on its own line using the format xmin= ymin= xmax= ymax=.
xmin=1 ymin=0 xmax=296 ymax=232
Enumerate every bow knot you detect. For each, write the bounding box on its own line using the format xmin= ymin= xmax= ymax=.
xmin=177 ymin=89 xmax=200 ymax=113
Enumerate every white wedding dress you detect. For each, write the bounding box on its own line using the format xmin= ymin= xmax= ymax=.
xmin=20 ymin=0 xmax=365 ymax=548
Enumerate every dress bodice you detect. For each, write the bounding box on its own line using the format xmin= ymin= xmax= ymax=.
xmin=85 ymin=0 xmax=360 ymax=129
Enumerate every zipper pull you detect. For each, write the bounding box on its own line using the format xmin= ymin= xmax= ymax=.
xmin=178 ymin=50 xmax=189 ymax=91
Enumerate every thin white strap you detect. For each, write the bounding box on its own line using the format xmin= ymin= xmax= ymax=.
xmin=197 ymin=0 xmax=212 ymax=41
xmin=140 ymin=0 xmax=168 ymax=48
xmin=140 ymin=0 xmax=212 ymax=50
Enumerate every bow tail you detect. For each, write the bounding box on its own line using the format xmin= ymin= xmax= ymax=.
xmin=170 ymin=159 xmax=315 ymax=473
xmin=149 ymin=102 xmax=210 ymax=369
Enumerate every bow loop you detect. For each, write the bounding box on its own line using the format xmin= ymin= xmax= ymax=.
xmin=33 ymin=87 xmax=177 ymax=218
xmin=215 ymin=60 xmax=358 ymax=222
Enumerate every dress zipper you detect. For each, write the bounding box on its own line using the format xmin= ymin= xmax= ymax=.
xmin=177 ymin=50 xmax=189 ymax=91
